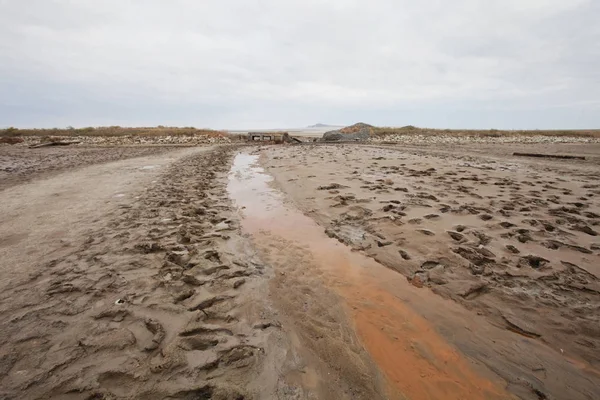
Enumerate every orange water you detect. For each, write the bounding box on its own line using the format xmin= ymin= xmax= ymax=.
xmin=228 ymin=152 xmax=513 ymax=400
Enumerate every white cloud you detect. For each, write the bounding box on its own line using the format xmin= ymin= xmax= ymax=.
xmin=0 ymin=0 xmax=598 ymax=128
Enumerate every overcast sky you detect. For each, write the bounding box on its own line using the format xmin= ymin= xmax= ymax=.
xmin=1 ymin=0 xmax=599 ymax=129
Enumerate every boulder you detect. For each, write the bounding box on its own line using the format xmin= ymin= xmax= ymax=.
xmin=321 ymin=122 xmax=374 ymax=142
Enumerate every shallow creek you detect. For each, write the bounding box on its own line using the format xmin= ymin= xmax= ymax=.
xmin=228 ymin=152 xmax=512 ymax=400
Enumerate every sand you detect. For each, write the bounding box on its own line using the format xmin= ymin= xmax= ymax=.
xmin=0 ymin=142 xmax=598 ymax=400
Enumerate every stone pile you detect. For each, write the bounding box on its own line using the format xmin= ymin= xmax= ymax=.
xmin=321 ymin=123 xmax=374 ymax=142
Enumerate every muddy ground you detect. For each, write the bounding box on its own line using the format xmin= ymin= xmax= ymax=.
xmin=0 ymin=142 xmax=598 ymax=400
xmin=0 ymin=146 xmax=179 ymax=190
xmin=263 ymin=142 xmax=600 ymax=399
xmin=0 ymin=145 xmax=390 ymax=400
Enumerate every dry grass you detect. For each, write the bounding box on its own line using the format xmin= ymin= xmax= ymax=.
xmin=0 ymin=126 xmax=227 ymax=138
xmin=373 ymin=126 xmax=600 ymax=138
xmin=4 ymin=125 xmax=599 ymax=139
xmin=0 ymin=137 xmax=24 ymax=144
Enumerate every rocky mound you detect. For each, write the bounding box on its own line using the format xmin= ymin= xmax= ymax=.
xmin=321 ymin=123 xmax=374 ymax=142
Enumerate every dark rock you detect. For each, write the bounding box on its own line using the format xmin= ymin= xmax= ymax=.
xmin=321 ymin=123 xmax=374 ymax=142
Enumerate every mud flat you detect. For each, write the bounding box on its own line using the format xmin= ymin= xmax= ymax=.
xmin=0 ymin=146 xmax=305 ymax=399
xmin=1 ymin=141 xmax=598 ymax=400
xmin=0 ymin=145 xmax=184 ymax=190
xmin=262 ymin=143 xmax=600 ymax=400
xmin=229 ymin=151 xmax=515 ymax=400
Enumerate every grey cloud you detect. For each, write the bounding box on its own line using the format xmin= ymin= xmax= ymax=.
xmin=0 ymin=0 xmax=598 ymax=128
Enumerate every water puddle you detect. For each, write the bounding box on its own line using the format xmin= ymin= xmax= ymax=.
xmin=228 ymin=152 xmax=511 ymax=400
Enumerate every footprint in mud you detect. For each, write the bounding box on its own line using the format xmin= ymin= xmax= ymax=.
xmin=517 ymin=232 xmax=534 ymax=243
xmin=454 ymin=225 xmax=467 ymax=232
xmin=168 ymin=385 xmax=246 ymax=400
xmin=453 ymin=246 xmax=495 ymax=265
xmin=447 ymin=231 xmax=466 ymax=242
xmin=505 ymin=244 xmax=520 ymax=254
xmin=571 ymin=224 xmax=598 ymax=236
xmin=416 ymin=192 xmax=438 ymax=201
xmin=317 ymin=183 xmax=349 ymax=191
xmin=471 ymin=230 xmax=492 ymax=246
xmin=399 ymin=249 xmax=411 ymax=260
xmin=518 ymin=255 xmax=550 ymax=269
xmin=439 ymin=204 xmax=451 ymax=213
xmin=541 ymin=240 xmax=592 ymax=254
xmin=479 ymin=214 xmax=493 ymax=221
xmin=232 ymin=278 xmax=245 ymax=289
xmin=498 ymin=221 xmax=515 ymax=229
xmin=416 ymin=229 xmax=435 ymax=236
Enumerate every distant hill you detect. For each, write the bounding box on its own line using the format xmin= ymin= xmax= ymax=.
xmin=307 ymin=123 xmax=342 ymax=129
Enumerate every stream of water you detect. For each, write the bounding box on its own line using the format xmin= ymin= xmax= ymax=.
xmin=227 ymin=152 xmax=511 ymax=400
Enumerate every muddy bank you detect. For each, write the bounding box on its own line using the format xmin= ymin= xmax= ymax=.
xmin=3 ymin=141 xmax=598 ymax=399
xmin=262 ymin=144 xmax=600 ymax=400
xmin=229 ymin=153 xmax=388 ymax=399
xmin=0 ymin=145 xmax=183 ymax=190
xmin=0 ymin=146 xmax=296 ymax=399
xmin=229 ymin=151 xmax=516 ymax=400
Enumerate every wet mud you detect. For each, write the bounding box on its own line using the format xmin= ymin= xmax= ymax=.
xmin=0 ymin=147 xmax=297 ymax=399
xmin=261 ymin=144 xmax=600 ymax=400
xmin=228 ymin=152 xmax=514 ymax=400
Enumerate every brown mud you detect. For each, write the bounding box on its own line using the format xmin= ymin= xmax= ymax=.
xmin=1 ymin=142 xmax=598 ymax=400
xmin=0 ymin=146 xmax=302 ymax=399
xmin=0 ymin=145 xmax=179 ymax=190
xmin=261 ymin=143 xmax=600 ymax=400
xmin=228 ymin=152 xmax=514 ymax=400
